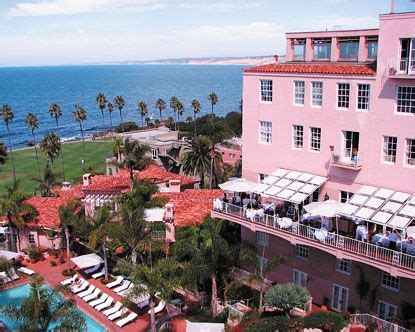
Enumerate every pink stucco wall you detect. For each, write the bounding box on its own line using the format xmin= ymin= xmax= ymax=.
xmin=216 ymin=145 xmax=242 ymax=166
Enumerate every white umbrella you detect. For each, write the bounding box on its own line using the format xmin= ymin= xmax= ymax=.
xmin=406 ymin=226 xmax=415 ymax=238
xmin=218 ymin=178 xmax=257 ymax=193
xmin=304 ymin=200 xmax=345 ymax=218
xmin=71 ymin=253 xmax=103 ymax=269
xmin=0 ymin=250 xmax=23 ymax=261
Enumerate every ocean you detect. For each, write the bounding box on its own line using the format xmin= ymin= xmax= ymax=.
xmin=0 ymin=65 xmax=244 ymax=148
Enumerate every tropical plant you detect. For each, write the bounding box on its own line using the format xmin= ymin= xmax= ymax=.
xmin=58 ymin=199 xmax=83 ymax=272
xmin=173 ymin=216 xmax=230 ymax=316
xmin=40 ymin=132 xmax=61 ymax=166
xmin=0 ymin=140 xmax=7 ymax=167
xmin=138 ymin=101 xmax=148 ymax=126
xmin=176 ymin=100 xmax=184 ymax=132
xmin=356 ymin=266 xmax=370 ymax=310
xmin=114 ymin=96 xmax=126 ymax=131
xmin=264 ymin=283 xmax=310 ymax=317
xmin=186 ymin=116 xmax=193 ymax=125
xmin=0 ymin=183 xmax=37 ymax=252
xmin=130 ymin=258 xmax=182 ymax=332
xmin=208 ymin=92 xmax=218 ymax=134
xmin=155 ymin=98 xmax=166 ymax=122
xmin=0 ymin=256 xmax=14 ymax=280
xmin=95 ymin=92 xmax=108 ymax=129
xmin=1 ymin=104 xmax=16 ymax=183
xmin=181 ymin=136 xmax=211 ymax=188
xmin=165 ymin=117 xmax=174 ymax=129
xmin=119 ymin=138 xmax=150 ymax=189
xmin=72 ymin=104 xmax=88 ymax=163
xmin=48 ymin=103 xmax=65 ymax=181
xmin=25 ymin=113 xmax=41 ymax=180
xmin=145 ymin=117 xmax=152 ymax=126
xmin=169 ymin=96 xmax=179 ymax=130
xmin=34 ymin=164 xmax=58 ymax=197
xmin=112 ymin=136 xmax=124 ymax=162
xmin=191 ymin=99 xmax=201 ymax=134
xmin=107 ymin=102 xmax=114 ymax=129
xmin=1 ymin=275 xmax=85 ymax=331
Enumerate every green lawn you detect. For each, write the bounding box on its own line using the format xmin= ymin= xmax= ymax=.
xmin=0 ymin=141 xmax=107 ymax=194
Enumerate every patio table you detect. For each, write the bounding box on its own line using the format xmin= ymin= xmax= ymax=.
xmin=276 ymin=217 xmax=293 ymax=229
xmin=356 ymin=225 xmax=368 ymax=241
xmin=214 ymin=199 xmax=223 ymax=211
xmin=372 ymin=233 xmax=390 ymax=247
xmin=314 ymin=228 xmax=328 ymax=242
xmin=397 ymin=240 xmax=415 ymax=255
xmin=246 ymin=208 xmax=264 ymax=222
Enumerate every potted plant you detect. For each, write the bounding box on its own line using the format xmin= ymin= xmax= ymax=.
xmin=28 ymin=247 xmax=41 ymax=263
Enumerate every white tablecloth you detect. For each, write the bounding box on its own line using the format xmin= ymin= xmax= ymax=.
xmin=246 ymin=209 xmax=264 ymax=222
xmin=372 ymin=233 xmax=390 ymax=247
xmin=356 ymin=225 xmax=368 ymax=241
xmin=276 ymin=217 xmax=293 ymax=229
xmin=262 ymin=203 xmax=276 ymax=211
xmin=397 ymin=241 xmax=415 ymax=255
xmin=214 ymin=199 xmax=223 ymax=211
xmin=314 ymin=228 xmax=328 ymax=242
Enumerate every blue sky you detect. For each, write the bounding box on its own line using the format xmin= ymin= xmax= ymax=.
xmin=0 ymin=0 xmax=414 ymax=66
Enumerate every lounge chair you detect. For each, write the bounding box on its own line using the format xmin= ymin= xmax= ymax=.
xmin=78 ymin=285 xmax=95 ymax=298
xmin=61 ymin=274 xmax=78 ymax=286
xmin=114 ymin=280 xmax=130 ymax=294
xmin=10 ymin=268 xmax=20 ymax=281
xmin=0 ymin=272 xmax=11 ymax=284
xmin=148 ymin=300 xmax=166 ymax=314
xmin=108 ymin=307 xmax=128 ymax=321
xmin=85 ymin=264 xmax=101 ymax=275
xmin=95 ymin=296 xmax=113 ymax=311
xmin=134 ymin=293 xmax=150 ymax=309
xmin=72 ymin=280 xmax=89 ymax=294
xmin=18 ymin=267 xmax=35 ymax=275
xmin=106 ymin=276 xmax=123 ymax=289
xmin=89 ymin=293 xmax=108 ymax=308
xmin=103 ymin=301 xmax=122 ymax=317
xmin=116 ymin=312 xmax=138 ymax=327
xmin=92 ymin=268 xmax=105 ymax=279
xmin=83 ymin=288 xmax=101 ymax=302
xmin=118 ymin=283 xmax=134 ymax=297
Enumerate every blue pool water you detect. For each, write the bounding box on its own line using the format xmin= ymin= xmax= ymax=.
xmin=0 ymin=284 xmax=105 ymax=331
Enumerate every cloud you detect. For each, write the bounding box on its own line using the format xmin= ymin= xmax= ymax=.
xmin=8 ymin=0 xmax=165 ymax=17
xmin=179 ymin=1 xmax=260 ymax=11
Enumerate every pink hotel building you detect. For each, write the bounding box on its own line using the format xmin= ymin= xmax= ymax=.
xmin=212 ymin=11 xmax=415 ymax=321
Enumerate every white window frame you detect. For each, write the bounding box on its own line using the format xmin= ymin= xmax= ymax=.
xmin=260 ymin=79 xmax=273 ymax=102
xmin=404 ymin=138 xmax=415 ymax=168
xmin=378 ymin=300 xmax=397 ymax=320
xmin=28 ymin=233 xmax=36 ymax=245
xmin=295 ymin=244 xmax=309 ymax=261
xmin=381 ymin=136 xmax=397 ymax=165
xmin=381 ymin=271 xmax=400 ymax=292
xmin=337 ymin=83 xmax=350 ymax=109
xmin=311 ymin=81 xmax=323 ymax=107
xmin=335 ymin=259 xmax=352 ymax=275
xmin=396 ymin=86 xmax=415 ymax=115
xmin=256 ymin=231 xmax=269 ymax=247
xmin=294 ymin=81 xmax=305 ymax=106
xmin=292 ymin=125 xmax=304 ymax=150
xmin=356 ymin=84 xmax=370 ymax=111
xmin=259 ymin=121 xmax=272 ymax=145
xmin=340 ymin=191 xmax=354 ymax=203
xmin=332 ymin=284 xmax=349 ymax=312
xmin=293 ymin=269 xmax=308 ymax=286
xmin=309 ymin=127 xmax=321 ymax=152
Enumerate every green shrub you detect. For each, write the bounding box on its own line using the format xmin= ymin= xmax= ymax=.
xmin=61 ymin=269 xmax=75 ymax=277
xmin=28 ymin=247 xmax=41 ymax=260
xmin=240 ymin=311 xmax=261 ymax=326
xmin=303 ymin=311 xmax=346 ymax=332
xmin=264 ymin=283 xmax=310 ymax=316
xmin=115 ymin=122 xmax=139 ymax=133
xmin=50 ymin=261 xmax=57 ymax=267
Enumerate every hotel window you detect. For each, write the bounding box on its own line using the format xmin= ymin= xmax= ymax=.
xmin=396 ymin=86 xmax=415 ymax=114
xmin=381 ymin=271 xmax=400 ymax=291
xmin=337 ymin=83 xmax=350 ymax=109
xmin=293 ymin=38 xmax=306 ymax=61
xmin=28 ymin=234 xmax=36 ymax=245
xmin=340 ymin=191 xmax=354 ymax=203
xmin=378 ymin=300 xmax=397 ymax=320
xmin=293 ymin=269 xmax=307 ymax=286
xmin=382 ymin=136 xmax=397 ymax=163
xmin=292 ymin=125 xmax=304 ymax=149
xmin=339 ymin=37 xmax=359 ymax=60
xmin=313 ymin=38 xmax=331 ymax=59
xmin=310 ymin=127 xmax=321 ymax=152
xmin=294 ymin=81 xmax=305 ymax=105
xmin=260 ymin=80 xmax=273 ymax=102
xmin=357 ymin=84 xmax=370 ymax=111
xmin=335 ymin=259 xmax=351 ymax=275
xmin=295 ymin=244 xmax=309 ymax=261
xmin=311 ymin=81 xmax=323 ymax=106
xmin=259 ymin=173 xmax=266 ymax=182
xmin=256 ymin=231 xmax=269 ymax=247
xmin=366 ymin=36 xmax=378 ymax=59
xmin=405 ymin=138 xmax=415 ymax=166
xmin=259 ymin=121 xmax=272 ymax=144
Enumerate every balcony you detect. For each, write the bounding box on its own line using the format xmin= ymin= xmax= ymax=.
xmin=211 ymin=202 xmax=415 ymax=279
xmin=331 ymin=149 xmax=362 ymax=171
xmin=230 ymin=267 xmax=272 ymax=291
xmin=388 ymin=58 xmax=415 ymax=79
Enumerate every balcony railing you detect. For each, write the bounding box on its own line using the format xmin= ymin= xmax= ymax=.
xmin=213 ymin=202 xmax=415 ymax=274
xmin=399 ymin=58 xmax=415 ymax=75
xmin=231 ymin=267 xmax=272 ymax=291
xmin=331 ymin=149 xmax=362 ymax=170
xmin=350 ymin=314 xmax=410 ymax=332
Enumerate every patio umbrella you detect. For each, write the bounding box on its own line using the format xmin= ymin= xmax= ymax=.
xmin=218 ymin=178 xmax=257 ymax=193
xmin=71 ymin=253 xmax=103 ymax=269
xmin=0 ymin=250 xmax=23 ymax=261
xmin=303 ymin=200 xmax=344 ymax=218
xmin=406 ymin=226 xmax=415 ymax=238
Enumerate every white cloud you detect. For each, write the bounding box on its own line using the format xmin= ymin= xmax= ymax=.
xmin=179 ymin=1 xmax=260 ymax=11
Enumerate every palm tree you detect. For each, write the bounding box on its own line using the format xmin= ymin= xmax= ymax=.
xmin=130 ymin=258 xmax=182 ymax=332
xmin=186 ymin=116 xmax=193 ymax=125
xmin=0 ymin=256 xmax=14 ymax=281
xmin=107 ymin=102 xmax=114 ymax=129
xmin=95 ymin=93 xmax=108 ymax=129
xmin=48 ymin=103 xmax=65 ymax=181
xmin=25 ymin=113 xmax=41 ymax=180
xmin=72 ymin=105 xmax=88 ymax=163
xmin=112 ymin=137 xmax=124 ymax=162
xmin=40 ymin=132 xmax=61 ymax=166
xmin=114 ymin=96 xmax=125 ymax=131
xmin=120 ymin=138 xmax=150 ymax=190
xmin=34 ymin=164 xmax=57 ymax=197
xmin=169 ymin=97 xmax=179 ymax=130
xmin=58 ymin=199 xmax=83 ymax=272
xmin=1 ymin=104 xmax=16 ymax=183
xmin=1 ymin=275 xmax=85 ymax=331
xmin=181 ymin=136 xmax=211 ymax=188
xmin=191 ymin=99 xmax=201 ymax=134
xmin=138 ymin=101 xmax=148 ymax=126
xmin=155 ymin=98 xmax=166 ymax=122
xmin=174 ymin=217 xmax=230 ymax=316
xmin=0 ymin=140 xmax=7 ymax=167
xmin=0 ymin=183 xmax=37 ymax=252
xmin=208 ymin=92 xmax=218 ymax=134
xmin=176 ymin=101 xmax=184 ymax=132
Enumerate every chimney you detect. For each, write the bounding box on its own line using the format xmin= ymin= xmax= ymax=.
xmin=61 ymin=181 xmax=71 ymax=190
xmin=165 ymin=203 xmax=174 ymax=221
xmin=168 ymin=180 xmax=181 ymax=193
xmin=83 ymin=173 xmax=92 ymax=186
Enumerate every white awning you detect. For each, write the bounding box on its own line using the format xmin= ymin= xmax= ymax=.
xmin=71 ymin=253 xmax=103 ymax=269
xmin=218 ymin=178 xmax=257 ymax=193
xmin=0 ymin=227 xmax=8 ymax=234
xmin=186 ymin=321 xmax=225 ymax=332
xmin=304 ymin=200 xmax=345 ymax=218
xmin=144 ymin=208 xmax=165 ymax=222
xmin=0 ymin=250 xmax=23 ymax=261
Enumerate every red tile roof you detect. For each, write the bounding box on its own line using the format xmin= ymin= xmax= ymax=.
xmin=243 ymin=63 xmax=376 ymax=76
xmin=137 ymin=164 xmax=198 ymax=185
xmin=25 ymin=196 xmax=69 ymax=229
xmin=156 ymin=189 xmax=223 ymax=227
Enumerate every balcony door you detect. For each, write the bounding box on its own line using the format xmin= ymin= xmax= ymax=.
xmin=400 ymin=38 xmax=415 ymax=75
xmin=341 ymin=131 xmax=359 ymax=162
xmin=332 ymin=284 xmax=349 ymax=312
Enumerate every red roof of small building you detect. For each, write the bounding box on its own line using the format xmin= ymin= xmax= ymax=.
xmin=243 ymin=63 xmax=376 ymax=76
xmin=137 ymin=164 xmax=198 ymax=185
xmin=25 ymin=196 xmax=69 ymax=229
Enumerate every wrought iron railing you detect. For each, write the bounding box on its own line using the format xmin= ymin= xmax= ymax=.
xmin=213 ymin=202 xmax=415 ymax=272
xmin=350 ymin=313 xmax=410 ymax=332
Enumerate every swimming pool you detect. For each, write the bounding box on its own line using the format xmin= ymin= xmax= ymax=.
xmin=0 ymin=284 xmax=106 ymax=331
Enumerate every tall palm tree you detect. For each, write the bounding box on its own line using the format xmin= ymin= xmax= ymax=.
xmin=72 ymin=105 xmax=88 ymax=164
xmin=169 ymin=97 xmax=179 ymax=131
xmin=114 ymin=96 xmax=125 ymax=131
xmin=95 ymin=93 xmax=108 ymax=129
xmin=186 ymin=116 xmax=193 ymax=125
xmin=181 ymin=136 xmax=211 ymax=188
xmin=1 ymin=275 xmax=85 ymax=331
xmin=112 ymin=137 xmax=124 ymax=162
xmin=138 ymin=101 xmax=148 ymax=126
xmin=191 ymin=99 xmax=201 ymax=134
xmin=107 ymin=102 xmax=114 ymax=129
xmin=155 ymin=98 xmax=166 ymax=122
xmin=48 ymin=103 xmax=65 ymax=181
xmin=1 ymin=104 xmax=16 ymax=183
xmin=208 ymin=92 xmax=218 ymax=134
xmin=25 ymin=113 xmax=41 ymax=180
xmin=120 ymin=138 xmax=150 ymax=190
xmin=0 ymin=140 xmax=8 ymax=167
xmin=34 ymin=164 xmax=57 ymax=197
xmin=176 ymin=100 xmax=184 ymax=133
xmin=40 ymin=132 xmax=61 ymax=166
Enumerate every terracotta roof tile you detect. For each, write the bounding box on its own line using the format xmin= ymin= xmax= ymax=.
xmin=137 ymin=164 xmax=198 ymax=185
xmin=25 ymin=196 xmax=70 ymax=229
xmin=243 ymin=63 xmax=376 ymax=76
